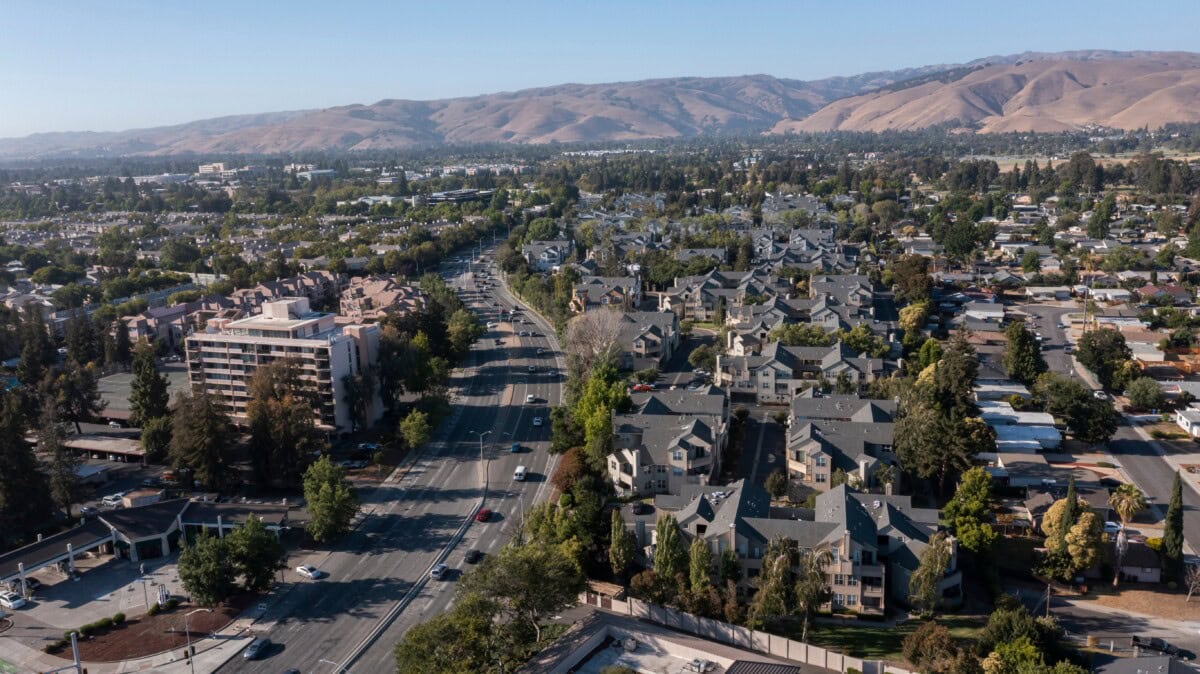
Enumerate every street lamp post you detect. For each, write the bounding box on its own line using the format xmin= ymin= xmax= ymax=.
xmin=470 ymin=429 xmax=492 ymax=489
xmin=183 ymin=608 xmax=212 ymax=674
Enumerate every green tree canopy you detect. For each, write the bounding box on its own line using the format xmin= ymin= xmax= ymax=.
xmin=303 ymin=456 xmax=359 ymax=543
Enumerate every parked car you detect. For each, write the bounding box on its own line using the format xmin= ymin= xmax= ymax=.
xmin=465 ymin=549 xmax=484 ymax=564
xmin=108 ymin=421 xmax=123 ymax=428
xmin=430 ymin=563 xmax=449 ymax=580
xmin=1133 ymin=636 xmax=1181 ymax=656
xmin=243 ymin=637 xmax=270 ymax=660
xmin=1103 ymin=521 xmax=1122 ymax=534
xmin=356 ymin=442 xmax=380 ymax=452
xmin=475 ymin=508 xmax=492 ymax=522
xmin=0 ymin=591 xmax=25 ymax=610
xmin=79 ymin=505 xmax=97 ymax=517
xmin=295 ymin=565 xmax=325 ymax=580
xmin=1093 ymin=390 xmax=1109 ymax=400
xmin=631 ymin=384 xmax=653 ymax=392
xmin=22 ymin=578 xmax=41 ymax=591
xmin=101 ymin=493 xmax=126 ymax=507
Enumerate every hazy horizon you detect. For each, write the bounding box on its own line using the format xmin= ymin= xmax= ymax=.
xmin=3 ymin=0 xmax=1199 ymax=138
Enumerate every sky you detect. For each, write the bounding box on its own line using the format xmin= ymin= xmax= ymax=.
xmin=2 ymin=0 xmax=1198 ymax=138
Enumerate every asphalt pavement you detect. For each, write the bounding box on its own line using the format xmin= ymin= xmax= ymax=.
xmin=223 ymin=252 xmax=565 ymax=673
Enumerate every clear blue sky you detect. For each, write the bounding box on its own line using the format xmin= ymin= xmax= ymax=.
xmin=2 ymin=0 xmax=1197 ymax=138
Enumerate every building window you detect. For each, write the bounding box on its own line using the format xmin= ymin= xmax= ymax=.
xmin=815 ymin=474 xmax=827 ymax=483
xmin=846 ymin=594 xmax=857 ymax=606
xmin=814 ymin=457 xmax=827 ymax=467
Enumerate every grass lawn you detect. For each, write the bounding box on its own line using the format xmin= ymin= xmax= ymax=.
xmin=801 ymin=615 xmax=986 ymax=664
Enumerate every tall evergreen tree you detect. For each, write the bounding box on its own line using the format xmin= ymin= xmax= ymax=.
xmin=111 ymin=321 xmax=133 ymax=370
xmin=0 ymin=393 xmax=53 ymax=547
xmin=53 ymin=361 xmax=107 ymax=434
xmin=1163 ymin=471 xmax=1185 ymax=582
xmin=247 ymin=359 xmax=326 ymax=487
xmin=1002 ymin=322 xmax=1047 ymax=385
xmin=64 ymin=311 xmax=98 ymax=365
xmin=169 ymin=392 xmax=234 ymax=491
xmin=653 ymin=515 xmax=688 ymax=583
xmin=1053 ymin=478 xmax=1079 ymax=554
xmin=128 ymin=341 xmax=170 ymax=427
xmin=41 ymin=400 xmax=80 ymax=516
xmin=608 ymin=509 xmax=634 ymax=581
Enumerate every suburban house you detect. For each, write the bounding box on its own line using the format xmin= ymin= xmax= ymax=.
xmin=717 ymin=341 xmax=883 ymax=404
xmin=522 ymin=239 xmax=573 ymax=272
xmin=659 ymin=270 xmax=793 ymax=322
xmin=786 ymin=393 xmax=898 ymax=491
xmin=621 ymin=480 xmax=961 ymax=614
xmin=607 ymin=390 xmax=728 ymax=496
xmin=338 ymin=276 xmax=423 ymax=322
xmin=570 ymin=275 xmax=642 ymax=312
xmin=616 ymin=311 xmax=680 ymax=371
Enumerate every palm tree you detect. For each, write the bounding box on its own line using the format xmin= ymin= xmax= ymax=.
xmin=793 ymin=547 xmax=833 ymax=643
xmin=1108 ymin=483 xmax=1146 ymax=588
xmin=1108 ymin=483 xmax=1146 ymax=528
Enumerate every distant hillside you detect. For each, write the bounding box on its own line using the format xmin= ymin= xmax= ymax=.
xmin=776 ymin=52 xmax=1200 ymax=134
xmin=2 ymin=51 xmax=1199 ymax=158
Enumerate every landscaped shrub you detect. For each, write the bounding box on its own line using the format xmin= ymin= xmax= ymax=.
xmin=112 ymin=612 xmax=125 ymax=624
xmin=164 ymin=597 xmax=180 ymax=609
xmin=147 ymin=603 xmax=161 ymax=616
xmin=78 ymin=624 xmax=94 ymax=638
xmin=1096 ymin=461 xmax=1116 ymax=468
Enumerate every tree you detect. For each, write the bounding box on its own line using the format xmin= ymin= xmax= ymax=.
xmin=303 ymin=456 xmax=358 ymax=542
xmin=1125 ymin=377 xmax=1164 ymax=410
xmin=653 ymin=515 xmax=688 ymax=583
xmin=169 ymin=392 xmax=234 ymax=491
xmin=1186 ymin=564 xmax=1200 ymax=602
xmin=246 ymin=360 xmax=326 ymax=487
xmin=689 ymin=537 xmax=713 ymax=593
xmin=1063 ymin=511 xmax=1102 ymax=576
xmin=128 ymin=341 xmax=170 ymax=427
xmin=226 ymin=517 xmax=284 ymax=593
xmin=446 ymin=309 xmax=484 ymax=357
xmin=909 ymin=532 xmax=953 ymax=614
xmin=341 ymin=371 xmax=376 ymax=434
xmin=1163 ymin=471 xmax=1185 ymax=582
xmin=461 ymin=542 xmax=585 ymax=642
xmin=53 ymin=362 xmax=107 ymax=433
xmin=1002 ymin=322 xmax=1046 ymax=385
xmin=1046 ymin=478 xmax=1079 ymax=553
xmin=770 ymin=324 xmax=833 ymax=347
xmin=41 ymin=402 xmax=80 ymax=516
xmin=178 ymin=533 xmax=235 ymax=606
xmin=748 ymin=538 xmax=793 ymax=629
xmin=64 ymin=312 xmax=99 ymax=365
xmin=1107 ymin=483 xmax=1146 ymax=528
xmin=1076 ymin=328 xmax=1131 ymax=391
xmin=719 ymin=549 xmax=742 ymax=585
xmin=398 ymin=409 xmax=433 ymax=449
xmin=895 ymin=401 xmax=986 ymax=494
xmin=892 ymin=255 xmax=932 ymax=303
xmin=902 ymin=622 xmax=960 ymax=674
xmin=915 ymin=338 xmax=943 ymax=372
xmin=793 ymin=546 xmax=832 ymax=642
xmin=609 ymin=509 xmax=635 ymax=581
xmin=394 ymin=593 xmax=500 ymax=674
xmin=943 ymin=467 xmax=996 ymax=554
xmin=1020 ymin=249 xmax=1042 ymax=273
xmin=764 ymin=469 xmax=789 ymax=500
xmin=688 ymin=344 xmax=717 ymax=373
xmin=1034 ymin=373 xmax=1119 ymax=445
xmin=140 ymin=415 xmax=172 ymax=462
xmin=0 ymin=393 xmax=53 ymax=548
xmin=564 ymin=310 xmax=623 ymax=380
xmin=898 ymin=301 xmax=931 ymax=335
xmin=110 ymin=321 xmax=132 ymax=369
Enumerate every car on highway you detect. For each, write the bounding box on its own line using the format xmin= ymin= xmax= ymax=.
xmin=536 ymin=348 xmax=545 ymax=355
xmin=465 ymin=549 xmax=484 ymax=564
xmin=0 ymin=591 xmax=25 ymax=610
xmin=526 ymin=394 xmax=536 ymax=403
xmin=511 ymin=442 xmax=521 ymax=453
xmin=243 ymin=637 xmax=270 ymax=660
xmin=431 ymin=563 xmax=449 ymax=580
xmin=79 ymin=505 xmax=97 ymax=517
xmin=494 ymin=338 xmax=504 ymax=345
xmin=486 ymin=321 xmax=497 ymax=328
xmin=295 ymin=565 xmax=325 ymax=579
xmin=532 ymin=416 xmax=544 ymax=427
xmin=475 ymin=508 xmax=493 ymax=522
xmin=527 ymin=365 xmax=536 ymax=373
xmin=519 ymin=330 xmax=529 ymax=336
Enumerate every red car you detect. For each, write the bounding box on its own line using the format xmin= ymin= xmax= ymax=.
xmin=475 ymin=508 xmax=492 ymax=522
xmin=631 ymin=384 xmax=653 ymax=392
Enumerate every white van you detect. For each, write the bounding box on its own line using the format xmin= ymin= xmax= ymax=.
xmin=513 ymin=465 xmax=527 ymax=481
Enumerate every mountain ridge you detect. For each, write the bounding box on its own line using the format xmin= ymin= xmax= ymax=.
xmin=2 ymin=50 xmax=1197 ymax=159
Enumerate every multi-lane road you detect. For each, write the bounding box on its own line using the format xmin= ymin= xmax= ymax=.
xmin=226 ymin=252 xmax=565 ymax=673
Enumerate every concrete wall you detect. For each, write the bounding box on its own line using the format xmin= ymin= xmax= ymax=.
xmin=581 ymin=593 xmax=913 ymax=674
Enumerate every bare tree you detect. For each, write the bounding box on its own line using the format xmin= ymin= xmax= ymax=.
xmin=1186 ymin=564 xmax=1200 ymax=602
xmin=564 ymin=309 xmax=624 ymax=379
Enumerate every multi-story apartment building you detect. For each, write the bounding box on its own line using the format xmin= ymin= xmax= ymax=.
xmin=620 ymin=480 xmax=962 ymax=615
xmin=185 ymin=297 xmax=382 ymax=433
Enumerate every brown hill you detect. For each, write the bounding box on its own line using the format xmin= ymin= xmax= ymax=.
xmin=776 ymin=53 xmax=1200 ymax=134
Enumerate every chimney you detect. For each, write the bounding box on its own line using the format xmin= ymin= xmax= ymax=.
xmin=885 ymin=481 xmax=893 ymax=496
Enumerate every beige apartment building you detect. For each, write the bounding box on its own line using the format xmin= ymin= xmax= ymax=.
xmin=185 ymin=297 xmax=382 ymax=433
